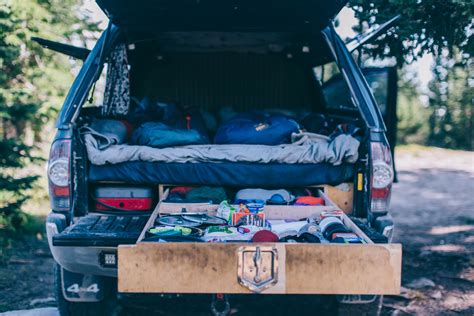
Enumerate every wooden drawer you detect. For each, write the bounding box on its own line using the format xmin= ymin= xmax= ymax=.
xmin=118 ymin=242 xmax=401 ymax=294
xmin=117 ymin=190 xmax=401 ymax=294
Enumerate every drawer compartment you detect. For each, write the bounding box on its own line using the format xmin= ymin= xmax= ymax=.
xmin=118 ymin=242 xmax=401 ymax=294
xmin=117 ymin=189 xmax=401 ymax=295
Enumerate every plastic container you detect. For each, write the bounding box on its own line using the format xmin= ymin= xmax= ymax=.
xmin=94 ymin=186 xmax=155 ymax=211
xmin=319 ymin=217 xmax=350 ymax=240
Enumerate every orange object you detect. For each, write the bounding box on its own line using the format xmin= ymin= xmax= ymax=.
xmin=186 ymin=115 xmax=191 ymax=129
xmin=232 ymin=212 xmax=265 ymax=226
xmin=239 ymin=203 xmax=250 ymax=213
xmin=295 ymin=196 xmax=325 ymax=206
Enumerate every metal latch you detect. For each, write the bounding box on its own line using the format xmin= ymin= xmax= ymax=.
xmin=237 ymin=246 xmax=278 ymax=293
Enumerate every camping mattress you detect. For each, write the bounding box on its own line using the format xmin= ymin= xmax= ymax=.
xmin=88 ymin=161 xmax=354 ymax=187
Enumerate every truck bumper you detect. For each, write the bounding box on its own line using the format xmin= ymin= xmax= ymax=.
xmin=46 ymin=212 xmax=118 ymax=278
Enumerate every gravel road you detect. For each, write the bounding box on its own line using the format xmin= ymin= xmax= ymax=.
xmin=1 ymin=146 xmax=473 ymax=315
xmin=384 ymin=147 xmax=473 ymax=315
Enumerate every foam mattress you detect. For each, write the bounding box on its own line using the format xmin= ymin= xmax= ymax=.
xmin=88 ymin=161 xmax=354 ymax=187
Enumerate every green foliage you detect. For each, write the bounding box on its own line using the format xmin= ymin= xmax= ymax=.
xmin=396 ymin=75 xmax=430 ymax=145
xmin=349 ymin=0 xmax=473 ymax=65
xmin=0 ymin=0 xmax=98 ymax=239
xmin=427 ymin=53 xmax=474 ymax=150
xmin=349 ymin=0 xmax=473 ymax=150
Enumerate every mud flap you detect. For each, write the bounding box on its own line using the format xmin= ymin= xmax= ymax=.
xmin=61 ymin=267 xmax=105 ymax=302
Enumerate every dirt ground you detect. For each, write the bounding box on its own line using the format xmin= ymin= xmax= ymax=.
xmin=0 ymin=146 xmax=473 ymax=315
xmin=0 ymin=237 xmax=55 ymax=313
xmin=382 ymin=147 xmax=474 ymax=315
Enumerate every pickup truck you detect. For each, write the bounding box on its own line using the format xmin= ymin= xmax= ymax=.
xmin=42 ymin=1 xmax=402 ymax=315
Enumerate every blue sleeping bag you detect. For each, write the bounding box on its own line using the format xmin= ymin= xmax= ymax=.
xmin=130 ymin=98 xmax=211 ymax=148
xmin=214 ymin=112 xmax=300 ymax=145
xmin=131 ymin=122 xmax=209 ymax=148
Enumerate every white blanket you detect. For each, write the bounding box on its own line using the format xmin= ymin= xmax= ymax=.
xmin=83 ymin=132 xmax=360 ymax=166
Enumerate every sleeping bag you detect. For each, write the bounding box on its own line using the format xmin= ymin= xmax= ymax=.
xmin=131 ymin=122 xmax=209 ymax=148
xmin=131 ymin=98 xmax=210 ymax=136
xmin=214 ymin=112 xmax=299 ymax=145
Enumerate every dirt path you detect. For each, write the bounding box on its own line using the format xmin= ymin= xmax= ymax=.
xmin=381 ymin=147 xmax=474 ymax=315
xmin=1 ymin=146 xmax=473 ymax=315
xmin=0 ymin=237 xmax=55 ymax=313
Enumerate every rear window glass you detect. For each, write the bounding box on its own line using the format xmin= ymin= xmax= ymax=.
xmin=365 ymin=72 xmax=388 ymax=114
xmin=318 ymin=65 xmax=389 ymax=114
xmin=316 ymin=62 xmax=357 ymax=111
xmin=83 ymin=63 xmax=107 ymax=108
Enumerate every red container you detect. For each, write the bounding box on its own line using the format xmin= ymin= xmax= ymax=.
xmin=94 ymin=187 xmax=155 ymax=211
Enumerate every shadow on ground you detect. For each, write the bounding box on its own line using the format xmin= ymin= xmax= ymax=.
xmin=382 ymin=168 xmax=474 ymax=315
xmin=0 ymin=235 xmax=55 ymax=313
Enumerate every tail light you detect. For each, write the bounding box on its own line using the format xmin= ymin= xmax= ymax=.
xmin=370 ymin=142 xmax=394 ymax=214
xmin=48 ymin=139 xmax=71 ymax=211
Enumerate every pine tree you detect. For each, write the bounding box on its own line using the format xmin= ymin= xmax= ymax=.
xmin=349 ymin=0 xmax=473 ymax=65
xmin=427 ymin=52 xmax=474 ymax=150
xmin=348 ymin=0 xmax=473 ymax=150
xmin=396 ymin=71 xmax=430 ymax=145
xmin=0 ymin=0 xmax=99 ymax=238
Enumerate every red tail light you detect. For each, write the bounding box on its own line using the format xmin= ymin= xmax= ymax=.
xmin=48 ymin=139 xmax=71 ymax=211
xmin=370 ymin=142 xmax=394 ymax=214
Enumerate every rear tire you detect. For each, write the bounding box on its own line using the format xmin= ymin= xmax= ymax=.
xmin=54 ymin=263 xmax=119 ymax=316
xmin=336 ymin=296 xmax=383 ymax=316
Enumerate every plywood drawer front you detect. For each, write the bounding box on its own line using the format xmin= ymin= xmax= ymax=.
xmin=118 ymin=243 xmax=243 ymax=294
xmin=118 ymin=242 xmax=401 ymax=295
xmin=284 ymin=243 xmax=401 ymax=294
